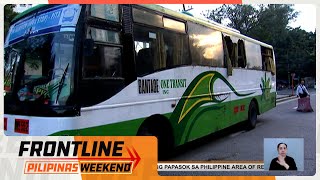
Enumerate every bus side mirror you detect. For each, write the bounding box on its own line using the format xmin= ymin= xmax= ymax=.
xmin=84 ymin=39 xmax=94 ymax=56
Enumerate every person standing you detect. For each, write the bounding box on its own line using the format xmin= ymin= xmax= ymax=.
xmin=296 ymin=80 xmax=309 ymax=98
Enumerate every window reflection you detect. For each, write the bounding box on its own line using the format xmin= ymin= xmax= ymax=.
xmin=188 ymin=22 xmax=224 ymax=67
xmin=245 ymin=41 xmax=262 ymax=70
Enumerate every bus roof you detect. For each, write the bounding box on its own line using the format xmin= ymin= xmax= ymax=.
xmin=12 ymin=4 xmax=273 ymax=49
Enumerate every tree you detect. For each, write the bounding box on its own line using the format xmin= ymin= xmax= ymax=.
xmin=286 ymin=29 xmax=316 ymax=78
xmin=4 ymin=5 xmax=19 ymax=38
xmin=202 ymin=4 xmax=260 ymax=35
xmin=249 ymin=5 xmax=298 ymax=45
xmin=203 ymin=4 xmax=298 ymax=42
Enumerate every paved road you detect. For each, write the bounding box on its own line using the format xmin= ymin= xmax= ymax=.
xmin=160 ymin=94 xmax=316 ymax=176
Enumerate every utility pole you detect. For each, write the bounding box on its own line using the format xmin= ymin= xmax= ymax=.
xmin=287 ymin=50 xmax=290 ymax=89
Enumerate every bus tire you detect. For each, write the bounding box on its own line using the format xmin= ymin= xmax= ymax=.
xmin=137 ymin=115 xmax=173 ymax=160
xmin=247 ymin=101 xmax=258 ymax=130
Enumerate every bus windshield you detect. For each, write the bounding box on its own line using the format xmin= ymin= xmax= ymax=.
xmin=5 ymin=32 xmax=74 ymax=105
xmin=4 ymin=4 xmax=81 ymax=107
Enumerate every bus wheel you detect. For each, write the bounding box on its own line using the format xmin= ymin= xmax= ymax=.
xmin=137 ymin=117 xmax=173 ymax=160
xmin=247 ymin=101 xmax=258 ymax=130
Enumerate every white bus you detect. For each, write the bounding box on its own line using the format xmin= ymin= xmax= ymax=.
xmin=4 ymin=4 xmax=276 ymax=155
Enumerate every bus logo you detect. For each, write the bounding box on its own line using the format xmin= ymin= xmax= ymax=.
xmin=62 ymin=8 xmax=77 ymax=23
xmin=138 ymin=79 xmax=159 ymax=94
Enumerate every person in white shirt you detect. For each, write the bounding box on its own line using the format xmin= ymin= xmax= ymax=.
xmin=296 ymin=80 xmax=309 ymax=98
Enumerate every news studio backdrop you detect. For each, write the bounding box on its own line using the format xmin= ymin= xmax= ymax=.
xmin=0 ymin=0 xmax=318 ymax=180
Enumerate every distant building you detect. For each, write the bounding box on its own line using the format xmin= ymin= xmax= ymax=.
xmin=13 ymin=4 xmax=34 ymax=13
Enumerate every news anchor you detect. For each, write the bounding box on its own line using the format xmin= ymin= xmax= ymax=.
xmin=269 ymin=143 xmax=297 ymax=170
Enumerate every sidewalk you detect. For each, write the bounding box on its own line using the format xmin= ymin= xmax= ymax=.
xmin=276 ymin=88 xmax=316 ymax=102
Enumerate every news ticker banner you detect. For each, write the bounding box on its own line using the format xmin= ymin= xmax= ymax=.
xmin=1 ymin=135 xmax=317 ymax=180
xmin=158 ymin=162 xmax=265 ymax=171
xmin=0 ymin=136 xmax=275 ymax=179
xmin=0 ymin=135 xmax=279 ymax=180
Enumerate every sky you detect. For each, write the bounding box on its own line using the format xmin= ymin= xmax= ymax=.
xmin=159 ymin=4 xmax=316 ymax=32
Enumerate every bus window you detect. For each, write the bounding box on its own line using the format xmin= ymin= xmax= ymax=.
xmin=238 ymin=40 xmax=247 ymax=68
xmin=163 ymin=17 xmax=186 ymax=33
xmin=245 ymin=41 xmax=262 ymax=70
xmin=163 ymin=30 xmax=190 ymax=68
xmin=83 ymin=27 xmax=122 ymax=78
xmin=224 ymin=35 xmax=249 ymax=68
xmin=133 ymin=25 xmax=162 ymax=77
xmin=87 ymin=27 xmax=120 ymax=44
xmin=224 ymin=36 xmax=238 ymax=67
xmin=90 ymin=4 xmax=119 ymax=22
xmin=132 ymin=8 xmax=163 ymax=28
xmin=135 ymin=41 xmax=150 ymax=53
xmin=188 ymin=22 xmax=224 ymax=67
xmin=261 ymin=46 xmax=275 ymax=74
xmin=83 ymin=45 xmax=122 ymax=78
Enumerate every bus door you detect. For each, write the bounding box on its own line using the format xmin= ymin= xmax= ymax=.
xmin=79 ymin=5 xmax=126 ymax=107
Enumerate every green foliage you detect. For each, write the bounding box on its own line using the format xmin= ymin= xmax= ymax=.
xmin=202 ymin=4 xmax=260 ymax=35
xmin=203 ymin=4 xmax=315 ymax=80
xmin=4 ymin=5 xmax=19 ymax=38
